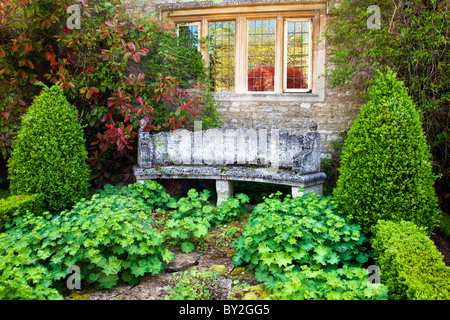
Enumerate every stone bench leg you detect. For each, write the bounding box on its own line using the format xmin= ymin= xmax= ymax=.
xmin=216 ymin=180 xmax=234 ymax=207
xmin=292 ymin=181 xmax=324 ymax=198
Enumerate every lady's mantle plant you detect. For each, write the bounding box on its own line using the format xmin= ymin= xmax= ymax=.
xmin=232 ymin=192 xmax=389 ymax=300
xmin=164 ymin=189 xmax=249 ymax=253
xmin=0 ymin=180 xmax=251 ymax=298
xmin=233 ymin=192 xmax=373 ymax=291
xmin=0 ymin=183 xmax=175 ymax=296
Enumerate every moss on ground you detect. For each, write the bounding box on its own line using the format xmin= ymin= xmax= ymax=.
xmin=230 ymin=284 xmax=272 ymax=300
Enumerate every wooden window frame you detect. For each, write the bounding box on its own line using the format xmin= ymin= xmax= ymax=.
xmin=283 ymin=18 xmax=313 ymax=93
xmin=247 ymin=18 xmax=277 ymax=93
xmin=163 ymin=2 xmax=326 ymax=95
xmin=208 ymin=20 xmax=237 ymax=92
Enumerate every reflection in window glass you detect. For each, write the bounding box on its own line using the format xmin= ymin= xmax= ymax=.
xmin=179 ymin=24 xmax=200 ymax=48
xmin=209 ymin=21 xmax=236 ymax=92
xmin=286 ymin=20 xmax=309 ymax=90
xmin=248 ymin=19 xmax=276 ymax=92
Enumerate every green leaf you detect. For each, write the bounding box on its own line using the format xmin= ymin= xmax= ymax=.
xmin=192 ymin=223 xmax=209 ymax=238
xmin=161 ymin=249 xmax=175 ymax=263
xmin=181 ymin=241 xmax=195 ymax=253
xmin=327 ymin=252 xmax=340 ymax=265
xmin=260 ymin=252 xmax=276 ymax=267
xmin=257 ymin=243 xmax=272 ymax=254
xmin=274 ymin=252 xmax=293 ymax=268
xmin=89 ymin=272 xmax=100 ymax=282
xmin=102 ymin=256 xmax=122 ymax=275
xmin=97 ymin=273 xmax=119 ymax=289
xmin=121 ymin=270 xmax=141 ymax=285
xmin=37 ymin=249 xmax=52 ymax=260
xmin=313 ymin=245 xmax=329 ymax=266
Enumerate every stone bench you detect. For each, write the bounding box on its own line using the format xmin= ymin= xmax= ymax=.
xmin=133 ymin=121 xmax=327 ymax=206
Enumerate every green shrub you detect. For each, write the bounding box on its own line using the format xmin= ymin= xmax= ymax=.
xmin=0 ymin=192 xmax=175 ymax=293
xmin=7 ymin=84 xmax=90 ymax=213
xmin=270 ymin=265 xmax=388 ymax=300
xmin=0 ymin=249 xmax=63 ymax=300
xmin=371 ymin=220 xmax=450 ymax=300
xmin=334 ymin=68 xmax=440 ymax=233
xmin=163 ymin=189 xmax=249 ymax=252
xmin=97 ymin=180 xmax=172 ymax=212
xmin=232 ymin=192 xmax=371 ymax=290
xmin=168 ymin=189 xmax=249 ymax=225
xmin=165 ymin=269 xmax=221 ymax=300
xmin=0 ymin=193 xmax=44 ymax=231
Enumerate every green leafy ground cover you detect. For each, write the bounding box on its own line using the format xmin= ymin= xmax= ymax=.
xmin=232 ymin=192 xmax=387 ymax=300
xmin=1 ymin=180 xmax=448 ymax=300
xmin=0 ymin=181 xmax=249 ymax=299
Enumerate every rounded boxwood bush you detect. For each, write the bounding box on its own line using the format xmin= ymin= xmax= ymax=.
xmin=7 ymin=84 xmax=90 ymax=213
xmin=0 ymin=193 xmax=45 ymax=231
xmin=334 ymin=68 xmax=440 ymax=233
xmin=371 ymin=220 xmax=450 ymax=300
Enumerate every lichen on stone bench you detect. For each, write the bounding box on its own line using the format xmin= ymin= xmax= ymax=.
xmin=133 ymin=121 xmax=327 ymax=206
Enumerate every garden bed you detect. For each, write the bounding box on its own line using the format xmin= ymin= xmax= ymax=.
xmin=63 ymin=212 xmax=258 ymax=300
xmin=61 ymin=205 xmax=450 ymax=301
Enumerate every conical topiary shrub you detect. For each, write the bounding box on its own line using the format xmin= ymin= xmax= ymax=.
xmin=7 ymin=84 xmax=90 ymax=213
xmin=334 ymin=68 xmax=440 ymax=233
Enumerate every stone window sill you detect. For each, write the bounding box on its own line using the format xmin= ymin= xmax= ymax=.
xmin=212 ymin=92 xmax=322 ymax=102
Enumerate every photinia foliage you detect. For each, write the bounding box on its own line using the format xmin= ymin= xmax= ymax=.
xmin=0 ymin=0 xmax=220 ymax=187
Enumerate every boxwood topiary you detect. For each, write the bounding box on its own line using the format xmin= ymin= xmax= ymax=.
xmin=7 ymin=84 xmax=90 ymax=213
xmin=0 ymin=193 xmax=45 ymax=231
xmin=334 ymin=68 xmax=441 ymax=233
xmin=371 ymin=220 xmax=450 ymax=300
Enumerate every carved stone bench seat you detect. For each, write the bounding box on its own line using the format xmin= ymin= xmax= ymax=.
xmin=133 ymin=122 xmax=327 ymax=206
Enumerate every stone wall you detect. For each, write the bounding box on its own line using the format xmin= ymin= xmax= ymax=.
xmin=129 ymin=0 xmax=364 ymax=156
xmin=211 ymin=89 xmax=362 ymax=156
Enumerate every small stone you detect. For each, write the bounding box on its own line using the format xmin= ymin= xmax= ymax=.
xmin=215 ymin=278 xmax=233 ymax=300
xmin=166 ymin=253 xmax=200 ymax=273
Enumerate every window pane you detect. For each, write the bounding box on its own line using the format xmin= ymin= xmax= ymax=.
xmin=248 ymin=19 xmax=276 ymax=92
xmin=286 ymin=20 xmax=310 ymax=90
xmin=209 ymin=21 xmax=236 ymax=92
xmin=179 ymin=24 xmax=199 ymax=48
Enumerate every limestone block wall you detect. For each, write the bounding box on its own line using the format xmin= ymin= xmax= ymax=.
xmin=212 ymin=90 xmax=361 ymax=156
xmin=129 ymin=0 xmax=364 ymax=156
